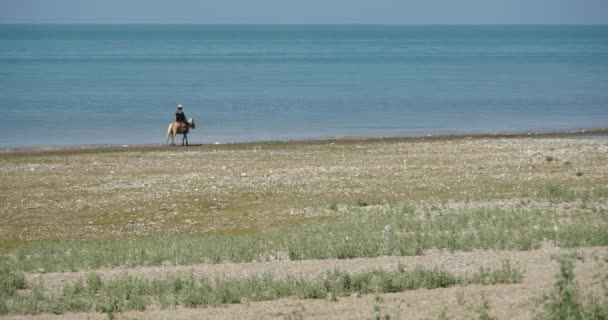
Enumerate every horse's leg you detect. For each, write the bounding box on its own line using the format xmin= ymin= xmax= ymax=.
xmin=184 ymin=134 xmax=188 ymax=146
xmin=167 ymin=124 xmax=173 ymax=145
xmin=174 ymin=128 xmax=180 ymax=146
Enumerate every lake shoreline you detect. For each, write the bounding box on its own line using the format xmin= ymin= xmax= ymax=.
xmin=2 ymin=128 xmax=608 ymax=157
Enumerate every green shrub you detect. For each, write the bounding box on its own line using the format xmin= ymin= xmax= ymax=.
xmin=540 ymin=253 xmax=608 ymax=320
xmin=0 ymin=260 xmax=26 ymax=297
xmin=475 ymin=296 xmax=496 ymax=320
xmin=0 ymin=299 xmax=8 ymax=315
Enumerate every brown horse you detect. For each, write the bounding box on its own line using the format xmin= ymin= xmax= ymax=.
xmin=166 ymin=118 xmax=196 ymax=146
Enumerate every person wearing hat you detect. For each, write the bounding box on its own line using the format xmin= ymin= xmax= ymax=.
xmin=176 ymin=104 xmax=188 ymax=129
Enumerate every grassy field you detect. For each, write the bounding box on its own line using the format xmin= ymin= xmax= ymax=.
xmin=1 ymin=134 xmax=607 ymax=318
xmin=1 ymin=202 xmax=607 ymax=273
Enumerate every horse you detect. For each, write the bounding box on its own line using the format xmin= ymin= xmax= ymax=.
xmin=166 ymin=118 xmax=196 ymax=146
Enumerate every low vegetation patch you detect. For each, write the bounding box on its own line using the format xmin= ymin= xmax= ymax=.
xmin=537 ymin=253 xmax=608 ymax=320
xmin=435 ymin=253 xmax=608 ymax=320
xmin=1 ymin=198 xmax=607 ymax=272
xmin=286 ymin=203 xmax=608 ymax=260
xmin=0 ymin=260 xmax=27 ymax=315
xmin=535 ymin=185 xmax=608 ymax=203
xmin=1 ymin=262 xmax=522 ymax=315
xmin=0 ymin=260 xmax=26 ymax=297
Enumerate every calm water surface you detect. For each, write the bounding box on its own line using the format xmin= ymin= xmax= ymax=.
xmin=0 ymin=25 xmax=607 ymax=147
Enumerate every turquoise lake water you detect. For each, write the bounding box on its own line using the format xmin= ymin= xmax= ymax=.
xmin=1 ymin=25 xmax=607 ymax=147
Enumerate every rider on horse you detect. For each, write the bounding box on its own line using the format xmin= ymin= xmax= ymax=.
xmin=176 ymin=104 xmax=188 ymax=130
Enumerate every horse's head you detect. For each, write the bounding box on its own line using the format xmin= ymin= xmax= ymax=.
xmin=188 ymin=118 xmax=196 ymax=129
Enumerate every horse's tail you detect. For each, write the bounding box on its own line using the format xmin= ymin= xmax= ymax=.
xmin=166 ymin=123 xmax=173 ymax=144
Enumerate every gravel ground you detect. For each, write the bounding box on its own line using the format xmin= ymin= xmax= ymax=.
xmin=2 ymin=133 xmax=607 ymax=319
xmin=1 ymin=134 xmax=607 ymax=241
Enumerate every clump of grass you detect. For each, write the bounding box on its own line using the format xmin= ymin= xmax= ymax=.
xmin=539 ymin=253 xmax=608 ymax=320
xmin=328 ymin=200 xmax=339 ymax=211
xmin=537 ymin=184 xmax=577 ymax=202
xmin=1 ymin=264 xmax=522 ymax=315
xmin=401 ymin=203 xmax=416 ymax=215
xmin=475 ymin=296 xmax=496 ymax=320
xmin=372 ymin=301 xmax=392 ymax=320
xmin=576 ymin=171 xmax=583 ymax=177
xmin=0 ymin=260 xmax=26 ymax=299
xmin=456 ymin=290 xmax=466 ymax=305
xmin=545 ymin=156 xmax=555 ymax=162
xmin=467 ymin=260 xmax=523 ymax=285
xmin=534 ymin=185 xmax=608 ymax=203
xmin=543 ymin=253 xmax=583 ymax=319
xmin=438 ymin=295 xmax=497 ymax=320
xmin=437 ymin=309 xmax=452 ymax=320
xmin=356 ymin=199 xmax=369 ymax=207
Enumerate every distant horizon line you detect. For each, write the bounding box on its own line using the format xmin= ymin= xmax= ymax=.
xmin=1 ymin=22 xmax=607 ymax=26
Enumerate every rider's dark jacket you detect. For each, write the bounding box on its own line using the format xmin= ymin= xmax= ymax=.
xmin=176 ymin=110 xmax=187 ymax=123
